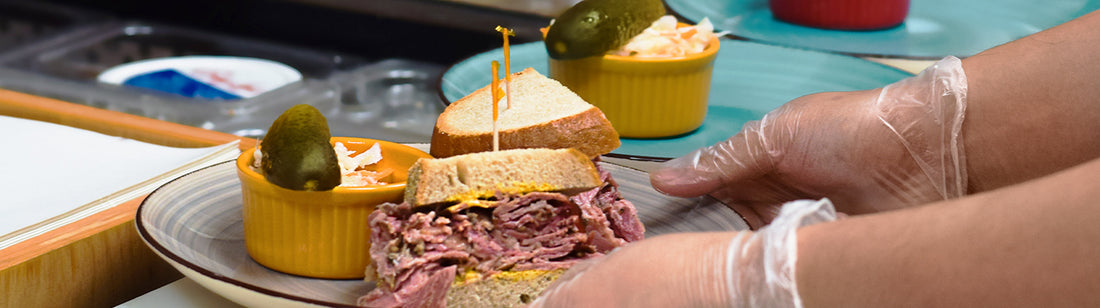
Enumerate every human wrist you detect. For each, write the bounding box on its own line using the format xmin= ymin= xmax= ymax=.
xmin=727 ymin=199 xmax=838 ymax=307
xmin=874 ymin=56 xmax=969 ymax=200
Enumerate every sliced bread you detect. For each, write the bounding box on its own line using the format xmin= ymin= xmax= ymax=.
xmin=431 ymin=67 xmax=620 ymax=158
xmin=405 ymin=148 xmax=601 ymax=207
xmin=445 ymin=269 xmax=565 ymax=308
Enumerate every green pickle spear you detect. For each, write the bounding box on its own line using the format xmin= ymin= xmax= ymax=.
xmin=544 ymin=0 xmax=666 ymax=59
xmin=260 ymin=104 xmax=341 ymax=191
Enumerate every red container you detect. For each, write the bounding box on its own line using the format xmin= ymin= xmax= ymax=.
xmin=769 ymin=0 xmax=909 ymax=30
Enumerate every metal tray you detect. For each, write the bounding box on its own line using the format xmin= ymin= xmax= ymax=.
xmin=0 ymin=21 xmax=446 ymax=143
xmin=0 ymin=0 xmax=107 ymax=54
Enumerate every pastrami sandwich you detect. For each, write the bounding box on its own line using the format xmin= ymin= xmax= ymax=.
xmin=359 ymin=67 xmax=642 ymax=307
xmin=358 ymin=148 xmax=644 ymax=307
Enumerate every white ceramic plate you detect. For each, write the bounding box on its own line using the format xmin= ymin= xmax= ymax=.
xmin=136 ymin=160 xmax=747 ymax=307
xmin=98 ymin=55 xmax=302 ymax=99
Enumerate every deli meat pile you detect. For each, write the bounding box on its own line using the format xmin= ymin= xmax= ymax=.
xmin=359 ymin=164 xmax=644 ymax=307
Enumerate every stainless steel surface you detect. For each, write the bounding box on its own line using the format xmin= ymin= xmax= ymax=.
xmin=277 ymin=0 xmax=556 ymax=42
xmin=0 ymin=2 xmax=452 ymax=143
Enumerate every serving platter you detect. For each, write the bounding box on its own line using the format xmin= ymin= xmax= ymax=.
xmin=667 ymin=0 xmax=1100 ymax=58
xmin=136 ymin=160 xmax=747 ymax=307
xmin=440 ymin=40 xmax=911 ymax=160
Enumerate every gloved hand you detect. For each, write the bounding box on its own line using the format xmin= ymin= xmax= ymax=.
xmin=651 ymin=56 xmax=968 ymax=228
xmin=529 ymin=199 xmax=838 ymax=308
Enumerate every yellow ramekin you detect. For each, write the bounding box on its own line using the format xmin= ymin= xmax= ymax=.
xmin=235 ymin=137 xmax=431 ymax=279
xmin=550 ymin=34 xmax=720 ymax=138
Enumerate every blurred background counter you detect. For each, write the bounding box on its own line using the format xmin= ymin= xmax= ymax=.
xmin=0 ymin=0 xmax=929 ymax=146
xmin=0 ymin=0 xmax=575 ymax=145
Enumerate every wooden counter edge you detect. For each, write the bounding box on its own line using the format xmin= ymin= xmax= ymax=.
xmin=0 ymin=89 xmax=256 ymax=307
xmin=0 ymin=88 xmax=257 ymax=150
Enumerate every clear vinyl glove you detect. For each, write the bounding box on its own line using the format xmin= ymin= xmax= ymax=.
xmin=529 ymin=199 xmax=838 ymax=308
xmin=652 ymin=56 xmax=968 ymax=228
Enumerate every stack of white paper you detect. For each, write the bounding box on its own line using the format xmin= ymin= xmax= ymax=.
xmin=0 ymin=115 xmax=240 ymax=250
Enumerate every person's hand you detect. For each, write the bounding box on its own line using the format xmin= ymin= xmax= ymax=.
xmin=651 ymin=56 xmax=969 ymax=228
xmin=529 ymin=199 xmax=838 ymax=308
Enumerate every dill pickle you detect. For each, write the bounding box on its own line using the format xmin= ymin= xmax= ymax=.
xmin=260 ymin=104 xmax=341 ymax=191
xmin=544 ymin=0 xmax=665 ymax=59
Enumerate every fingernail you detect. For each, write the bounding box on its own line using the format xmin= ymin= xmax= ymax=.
xmin=661 ymin=149 xmax=699 ymax=169
xmin=652 ymin=152 xmax=700 ymax=181
xmin=650 ymin=167 xmax=695 ymax=193
xmin=650 ymin=167 xmax=682 ymax=184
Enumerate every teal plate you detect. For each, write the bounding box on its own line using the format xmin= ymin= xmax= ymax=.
xmin=440 ymin=40 xmax=911 ymax=160
xmin=668 ymin=0 xmax=1100 ymax=58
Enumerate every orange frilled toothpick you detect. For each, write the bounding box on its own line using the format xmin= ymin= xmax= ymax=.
xmin=489 ymin=26 xmax=515 ymax=152
xmin=495 ymin=26 xmax=514 ymax=109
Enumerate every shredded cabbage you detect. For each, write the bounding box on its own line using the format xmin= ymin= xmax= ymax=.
xmin=333 ymin=142 xmax=387 ymax=187
xmin=610 ymin=16 xmax=718 ymax=57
